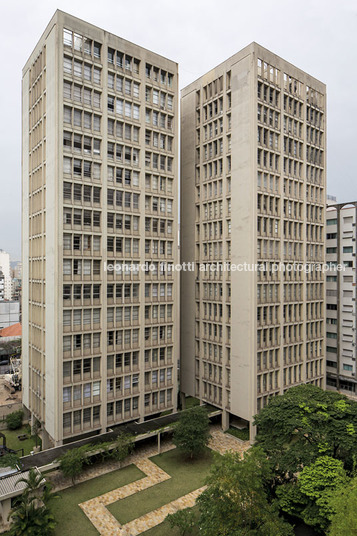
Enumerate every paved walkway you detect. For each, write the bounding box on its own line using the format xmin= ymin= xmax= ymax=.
xmin=208 ymin=428 xmax=250 ymax=455
xmin=79 ymin=427 xmax=249 ymax=536
xmin=124 ymin=487 xmax=206 ymax=536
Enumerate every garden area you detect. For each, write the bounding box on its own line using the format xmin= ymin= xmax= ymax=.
xmin=1 ymin=425 xmax=39 ymax=456
xmin=51 ymin=463 xmax=145 ymax=536
xmin=108 ymin=448 xmax=212 ymax=525
xmin=50 ymin=447 xmax=212 ymax=536
xmin=5 ymin=388 xmax=357 ymax=536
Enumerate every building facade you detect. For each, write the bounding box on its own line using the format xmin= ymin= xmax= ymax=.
xmin=0 ymin=251 xmax=12 ymax=301
xmin=181 ymin=43 xmax=326 ymax=432
xmin=326 ymin=203 xmax=357 ymax=396
xmin=0 ymin=302 xmax=20 ymax=330
xmin=22 ymin=11 xmax=179 ymax=446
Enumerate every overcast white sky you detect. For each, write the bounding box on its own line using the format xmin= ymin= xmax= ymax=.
xmin=1 ymin=0 xmax=356 ymax=260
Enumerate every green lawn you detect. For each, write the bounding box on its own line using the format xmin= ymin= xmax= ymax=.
xmin=52 ymin=464 xmax=145 ymax=536
xmin=2 ymin=426 xmax=39 ymax=456
xmin=226 ymin=427 xmax=250 ymax=441
xmin=184 ymin=396 xmax=200 ymax=409
xmin=107 ymin=448 xmax=213 ymax=525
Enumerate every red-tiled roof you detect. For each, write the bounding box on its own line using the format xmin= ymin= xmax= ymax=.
xmin=0 ymin=323 xmax=22 ymax=338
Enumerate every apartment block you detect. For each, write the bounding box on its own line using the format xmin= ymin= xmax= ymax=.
xmin=181 ymin=43 xmax=326 ymax=432
xmin=22 ymin=11 xmax=179 ymax=446
xmin=326 ymin=203 xmax=357 ymax=396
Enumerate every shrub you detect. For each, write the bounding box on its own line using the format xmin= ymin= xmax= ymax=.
xmin=0 ymin=453 xmax=20 ymax=469
xmin=6 ymin=409 xmax=24 ymax=430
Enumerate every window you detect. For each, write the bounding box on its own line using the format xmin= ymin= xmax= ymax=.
xmin=63 ymin=413 xmax=71 ymax=429
xmin=84 ymin=64 xmax=91 ymax=81
xmin=116 ymin=99 xmax=123 ymax=116
xmin=63 ymin=29 xmax=72 ymax=47
xmin=327 ymin=332 xmax=337 ymax=339
xmin=108 ymin=48 xmax=115 ymax=64
xmin=93 ymin=67 xmax=101 ymax=84
xmin=343 ymin=364 xmax=353 ymax=372
xmin=63 ymin=56 xmax=72 ymax=74
xmin=63 ymin=387 xmax=71 ymax=403
xmin=93 ymin=92 xmax=101 ymax=108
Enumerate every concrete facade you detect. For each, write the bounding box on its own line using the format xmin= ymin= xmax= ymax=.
xmin=181 ymin=43 xmax=326 ymax=433
xmin=326 ymin=203 xmax=357 ymax=396
xmin=22 ymin=10 xmax=179 ymax=446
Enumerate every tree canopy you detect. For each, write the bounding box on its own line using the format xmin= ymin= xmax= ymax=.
xmin=254 ymin=384 xmax=357 ymax=479
xmin=173 ymin=406 xmax=210 ymax=459
xmin=328 ymin=477 xmax=357 ymax=536
xmin=197 ymin=447 xmax=294 ymax=536
xmin=277 ymin=456 xmax=348 ymax=531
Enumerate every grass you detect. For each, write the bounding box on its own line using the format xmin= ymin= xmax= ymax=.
xmin=51 ymin=463 xmax=144 ymax=536
xmin=184 ymin=396 xmax=200 ymax=409
xmin=107 ymin=448 xmax=213 ymax=525
xmin=2 ymin=425 xmax=39 ymax=456
xmin=226 ymin=427 xmax=250 ymax=441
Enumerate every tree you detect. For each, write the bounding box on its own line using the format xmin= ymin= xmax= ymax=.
xmin=6 ymin=409 xmax=24 ymax=430
xmin=59 ymin=445 xmax=90 ymax=485
xmin=8 ymin=468 xmax=59 ymax=536
xmin=16 ymin=467 xmax=46 ymax=493
xmin=197 ymin=447 xmax=294 ymax=536
xmin=277 ymin=456 xmax=348 ymax=532
xmin=31 ymin=419 xmax=41 ymax=448
xmin=166 ymin=507 xmax=196 ymax=536
xmin=109 ymin=433 xmax=134 ymax=464
xmin=173 ymin=406 xmax=210 ymax=459
xmin=328 ymin=477 xmax=357 ymax=536
xmin=254 ymin=385 xmax=357 ymax=480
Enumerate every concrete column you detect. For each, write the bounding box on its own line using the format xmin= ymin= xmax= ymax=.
xmin=180 ymin=392 xmax=186 ymax=410
xmin=249 ymin=422 xmax=256 ymax=444
xmin=157 ymin=431 xmax=161 ymax=454
xmin=0 ymin=498 xmax=11 ymax=525
xmin=221 ymin=410 xmax=229 ymax=431
xmin=41 ymin=428 xmax=56 ymax=450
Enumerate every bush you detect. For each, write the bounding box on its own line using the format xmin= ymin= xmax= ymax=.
xmin=6 ymin=410 xmax=24 ymax=430
xmin=0 ymin=453 xmax=20 ymax=469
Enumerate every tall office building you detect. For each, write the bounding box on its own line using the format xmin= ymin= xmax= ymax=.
xmin=326 ymin=202 xmax=357 ymax=396
xmin=22 ymin=11 xmax=179 ymax=447
xmin=181 ymin=43 xmax=326 ymax=433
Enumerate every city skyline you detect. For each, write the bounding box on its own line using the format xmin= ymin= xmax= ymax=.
xmin=2 ymin=0 xmax=357 ymax=260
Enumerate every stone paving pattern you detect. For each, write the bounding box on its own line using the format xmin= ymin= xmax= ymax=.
xmin=124 ymin=487 xmax=206 ymax=536
xmin=79 ymin=427 xmax=249 ymax=535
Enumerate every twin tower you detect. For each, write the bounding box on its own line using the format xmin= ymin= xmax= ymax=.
xmin=22 ymin=10 xmax=326 ymax=447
